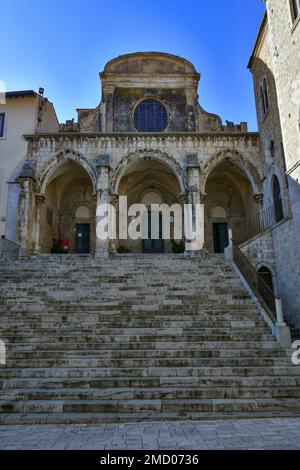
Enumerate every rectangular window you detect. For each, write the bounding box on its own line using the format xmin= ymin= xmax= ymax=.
xmin=291 ymin=0 xmax=300 ymax=21
xmin=0 ymin=113 xmax=5 ymax=138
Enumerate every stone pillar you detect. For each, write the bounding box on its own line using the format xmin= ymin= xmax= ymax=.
xmin=95 ymin=155 xmax=111 ymax=257
xmin=17 ymin=177 xmax=35 ymax=251
xmin=184 ymin=154 xmax=204 ymax=253
xmin=33 ymin=194 xmax=45 ymax=253
xmin=253 ymin=193 xmax=264 ymax=231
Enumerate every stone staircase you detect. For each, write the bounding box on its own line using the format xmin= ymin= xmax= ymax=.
xmin=0 ymin=253 xmax=299 ymax=424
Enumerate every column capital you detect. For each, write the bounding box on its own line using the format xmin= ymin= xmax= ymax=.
xmin=254 ymin=193 xmax=264 ymax=206
xmin=200 ymin=193 xmax=207 ymax=204
xmin=35 ymin=194 xmax=45 ymax=205
xmin=110 ymin=192 xmax=119 ymax=205
xmin=180 ymin=191 xmax=188 ymax=204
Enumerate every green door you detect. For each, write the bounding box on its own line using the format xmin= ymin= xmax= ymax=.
xmin=213 ymin=223 xmax=229 ymax=253
xmin=142 ymin=212 xmax=164 ymax=253
xmin=76 ymin=224 xmax=90 ymax=254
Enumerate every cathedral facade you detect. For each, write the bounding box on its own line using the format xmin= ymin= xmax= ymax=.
xmin=1 ymin=1 xmax=300 ymax=329
xmin=9 ymin=52 xmax=262 ymax=258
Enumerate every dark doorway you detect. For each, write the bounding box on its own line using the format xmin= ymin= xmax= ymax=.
xmin=142 ymin=212 xmax=164 ymax=253
xmin=258 ymin=266 xmax=273 ymax=292
xmin=76 ymin=224 xmax=90 ymax=254
xmin=213 ymin=223 xmax=229 ymax=253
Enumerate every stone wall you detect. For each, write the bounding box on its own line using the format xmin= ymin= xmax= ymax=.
xmin=113 ymin=88 xmax=189 ymax=133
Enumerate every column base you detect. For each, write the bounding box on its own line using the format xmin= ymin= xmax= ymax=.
xmin=274 ymin=323 xmax=292 ymax=348
xmin=94 ymin=250 xmax=110 ymax=258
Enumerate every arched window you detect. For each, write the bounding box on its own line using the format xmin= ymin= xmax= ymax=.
xmin=263 ymin=78 xmax=269 ymax=110
xmin=134 ymin=99 xmax=168 ymax=132
xmin=273 ymin=176 xmax=284 ymax=222
xmin=269 ymin=140 xmax=275 ymax=160
xmin=258 ymin=266 xmax=273 ymax=292
xmin=260 ymin=86 xmax=266 ymax=116
xmin=260 ymin=78 xmax=269 ymax=118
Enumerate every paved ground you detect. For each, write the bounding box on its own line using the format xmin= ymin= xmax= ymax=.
xmin=0 ymin=418 xmax=300 ymax=450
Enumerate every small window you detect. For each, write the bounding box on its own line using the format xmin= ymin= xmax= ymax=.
xmin=134 ymin=99 xmax=168 ymax=132
xmin=291 ymin=0 xmax=300 ymax=22
xmin=260 ymin=78 xmax=269 ymax=118
xmin=273 ymin=176 xmax=284 ymax=223
xmin=0 ymin=113 xmax=5 ymax=138
xmin=260 ymin=86 xmax=266 ymax=116
xmin=270 ymin=140 xmax=275 ymax=160
xmin=263 ymin=78 xmax=269 ymax=110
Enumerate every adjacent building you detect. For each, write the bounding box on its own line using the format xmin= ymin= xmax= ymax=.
xmin=0 ymin=91 xmax=59 ymax=240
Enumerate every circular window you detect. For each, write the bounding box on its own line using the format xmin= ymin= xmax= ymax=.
xmin=134 ymin=99 xmax=168 ymax=132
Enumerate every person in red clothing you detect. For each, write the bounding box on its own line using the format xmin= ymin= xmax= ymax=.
xmin=58 ymin=238 xmax=69 ymax=253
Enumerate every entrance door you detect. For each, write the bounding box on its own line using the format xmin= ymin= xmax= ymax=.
xmin=213 ymin=223 xmax=229 ymax=253
xmin=142 ymin=212 xmax=164 ymax=253
xmin=75 ymin=224 xmax=90 ymax=254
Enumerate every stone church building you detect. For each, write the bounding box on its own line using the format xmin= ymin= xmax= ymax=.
xmin=3 ymin=46 xmax=299 ymax=326
xmin=0 ymin=0 xmax=300 ymax=424
xmin=7 ymin=52 xmax=261 ymax=256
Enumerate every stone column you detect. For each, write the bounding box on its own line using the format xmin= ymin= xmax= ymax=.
xmin=17 ymin=177 xmax=35 ymax=252
xmin=95 ymin=155 xmax=111 ymax=257
xmin=33 ymin=194 xmax=45 ymax=253
xmin=184 ymin=154 xmax=204 ymax=253
xmin=253 ymin=193 xmax=264 ymax=231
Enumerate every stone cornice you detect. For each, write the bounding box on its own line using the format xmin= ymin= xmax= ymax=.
xmin=24 ymin=132 xmax=259 ymax=142
xmin=248 ymin=11 xmax=268 ymax=70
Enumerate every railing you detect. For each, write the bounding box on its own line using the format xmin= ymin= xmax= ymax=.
xmin=0 ymin=238 xmax=21 ymax=259
xmin=233 ymin=204 xmax=280 ymax=245
xmin=232 ymin=241 xmax=277 ymax=324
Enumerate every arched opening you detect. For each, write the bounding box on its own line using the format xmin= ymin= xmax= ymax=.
xmin=117 ymin=158 xmax=182 ymax=253
xmin=258 ymin=266 xmax=273 ymax=292
xmin=39 ymin=159 xmax=96 ymax=253
xmin=273 ymin=175 xmax=284 ymax=223
xmin=205 ymin=160 xmax=256 ymax=252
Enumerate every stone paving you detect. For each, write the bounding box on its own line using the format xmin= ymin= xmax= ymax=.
xmin=1 ymin=418 xmax=300 ymax=450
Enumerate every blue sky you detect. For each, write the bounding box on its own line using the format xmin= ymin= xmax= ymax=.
xmin=1 ymin=0 xmax=265 ymax=130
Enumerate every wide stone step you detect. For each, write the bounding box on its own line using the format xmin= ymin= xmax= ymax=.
xmin=3 ymin=374 xmax=300 ymax=390
xmin=1 ymin=365 xmax=299 ymax=379
xmin=5 ymin=348 xmax=287 ymax=360
xmin=2 ymin=357 xmax=288 ymax=368
xmin=1 ymin=397 xmax=300 ymax=415
xmin=2 ymin=386 xmax=300 ymax=402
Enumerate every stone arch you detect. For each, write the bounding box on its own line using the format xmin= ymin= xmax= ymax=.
xmin=201 ymin=149 xmax=262 ymax=194
xmin=256 ymin=260 xmax=278 ymax=296
xmin=38 ymin=150 xmax=97 ymax=195
xmin=111 ymin=149 xmax=187 ymax=195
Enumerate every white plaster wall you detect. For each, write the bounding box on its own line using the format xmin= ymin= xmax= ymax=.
xmin=0 ymin=97 xmax=37 ymax=238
